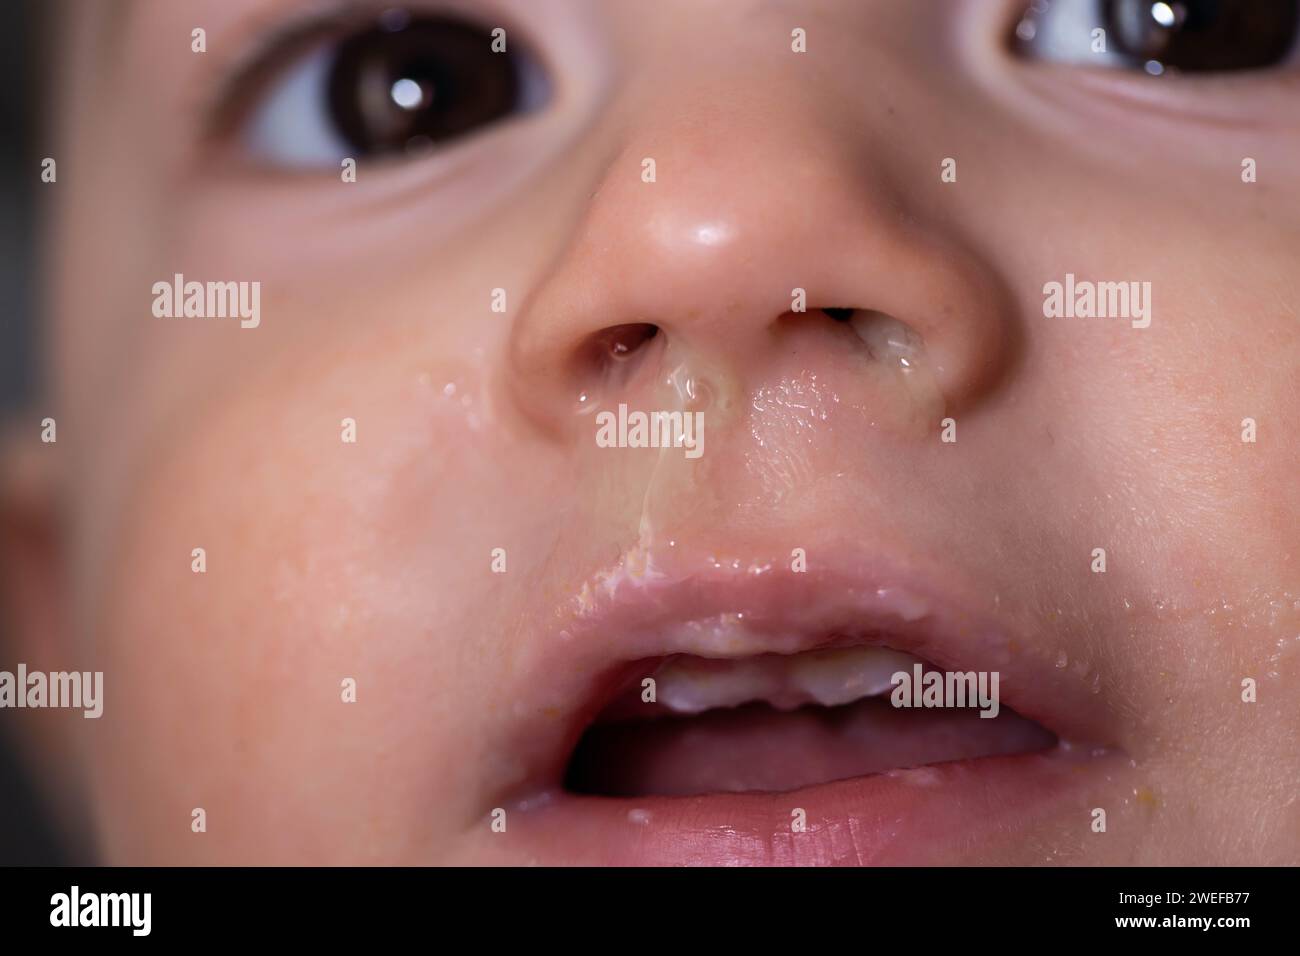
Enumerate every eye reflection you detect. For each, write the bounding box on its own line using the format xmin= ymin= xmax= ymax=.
xmin=1150 ymin=3 xmax=1180 ymax=29
xmin=389 ymin=77 xmax=430 ymax=111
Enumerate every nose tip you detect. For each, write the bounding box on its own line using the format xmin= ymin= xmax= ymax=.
xmin=506 ymin=104 xmax=1016 ymax=436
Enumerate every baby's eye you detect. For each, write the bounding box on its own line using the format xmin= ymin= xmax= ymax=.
xmin=1015 ymin=0 xmax=1300 ymax=74
xmin=239 ymin=9 xmax=548 ymax=168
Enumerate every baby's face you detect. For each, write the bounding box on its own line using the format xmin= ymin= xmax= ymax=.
xmin=23 ymin=0 xmax=1299 ymax=864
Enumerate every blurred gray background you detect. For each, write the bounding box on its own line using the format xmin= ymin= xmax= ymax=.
xmin=1 ymin=0 xmax=69 ymax=865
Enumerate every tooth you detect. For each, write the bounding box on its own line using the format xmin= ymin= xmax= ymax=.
xmin=654 ymin=646 xmax=924 ymax=714
xmin=655 ymin=657 xmax=779 ymax=714
xmin=789 ymin=647 xmax=923 ymax=707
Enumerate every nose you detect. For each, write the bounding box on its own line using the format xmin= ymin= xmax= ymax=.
xmin=507 ymin=74 xmax=1015 ymax=436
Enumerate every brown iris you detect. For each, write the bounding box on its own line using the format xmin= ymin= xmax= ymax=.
xmin=327 ymin=15 xmax=521 ymax=156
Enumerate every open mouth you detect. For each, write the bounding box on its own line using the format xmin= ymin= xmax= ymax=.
xmin=565 ymin=645 xmax=1057 ymax=797
xmin=494 ymin=558 xmax=1128 ymax=865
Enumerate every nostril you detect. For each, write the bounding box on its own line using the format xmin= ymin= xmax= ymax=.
xmin=596 ymin=323 xmax=659 ymax=361
xmin=823 ymin=308 xmax=856 ymax=322
xmin=576 ymin=323 xmax=661 ymax=388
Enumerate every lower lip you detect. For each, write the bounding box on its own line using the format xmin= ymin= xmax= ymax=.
xmin=504 ymin=748 xmax=1123 ymax=865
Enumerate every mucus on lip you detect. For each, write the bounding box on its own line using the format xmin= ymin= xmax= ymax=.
xmin=625 ymin=587 xmax=932 ymax=659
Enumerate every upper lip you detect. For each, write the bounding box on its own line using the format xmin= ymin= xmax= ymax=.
xmin=490 ymin=544 xmax=1119 ymax=807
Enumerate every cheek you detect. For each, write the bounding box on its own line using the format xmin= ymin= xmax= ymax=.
xmin=1008 ymin=205 xmax=1299 ymax=572
xmin=82 ymin=353 xmax=545 ymax=862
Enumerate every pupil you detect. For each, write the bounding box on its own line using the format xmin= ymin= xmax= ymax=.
xmin=328 ymin=16 xmax=521 ymax=156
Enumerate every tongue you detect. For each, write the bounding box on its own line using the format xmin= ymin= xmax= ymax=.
xmin=566 ymin=697 xmax=1056 ymax=797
